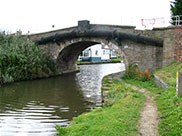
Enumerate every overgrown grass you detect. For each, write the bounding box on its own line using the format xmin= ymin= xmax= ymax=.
xmin=155 ymin=62 xmax=182 ymax=86
xmin=123 ymin=64 xmax=151 ymax=82
xmin=0 ymin=34 xmax=58 ymax=84
xmin=57 ymin=77 xmax=145 ymax=136
xmin=123 ymin=62 xmax=182 ymax=136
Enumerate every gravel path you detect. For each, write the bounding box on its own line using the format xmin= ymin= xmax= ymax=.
xmin=125 ymin=83 xmax=159 ymax=136
xmin=106 ymin=72 xmax=159 ymax=136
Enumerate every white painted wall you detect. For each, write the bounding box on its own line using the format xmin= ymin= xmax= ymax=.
xmin=80 ymin=44 xmax=118 ymax=61
xmin=89 ymin=44 xmax=102 ymax=58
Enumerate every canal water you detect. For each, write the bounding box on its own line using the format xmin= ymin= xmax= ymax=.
xmin=0 ymin=63 xmax=125 ymax=136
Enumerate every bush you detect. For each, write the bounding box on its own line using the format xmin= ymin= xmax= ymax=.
xmin=124 ymin=64 xmax=151 ymax=81
xmin=0 ymin=33 xmax=58 ymax=84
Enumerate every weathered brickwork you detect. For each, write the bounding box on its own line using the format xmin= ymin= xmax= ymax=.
xmin=150 ymin=26 xmax=182 ymax=67
xmin=174 ymin=27 xmax=182 ymax=62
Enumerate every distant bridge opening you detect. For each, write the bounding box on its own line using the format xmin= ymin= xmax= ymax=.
xmin=78 ymin=44 xmax=121 ymax=62
xmin=56 ymin=39 xmax=128 ymax=73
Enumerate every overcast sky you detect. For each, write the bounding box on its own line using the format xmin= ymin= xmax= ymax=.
xmin=0 ymin=0 xmax=173 ymax=34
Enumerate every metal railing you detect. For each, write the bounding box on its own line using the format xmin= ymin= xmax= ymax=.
xmin=170 ymin=15 xmax=182 ymax=26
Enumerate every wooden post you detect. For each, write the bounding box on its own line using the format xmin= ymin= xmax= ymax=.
xmin=177 ymin=71 xmax=182 ymax=96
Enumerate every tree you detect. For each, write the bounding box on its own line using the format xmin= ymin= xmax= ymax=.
xmin=170 ymin=0 xmax=182 ymax=25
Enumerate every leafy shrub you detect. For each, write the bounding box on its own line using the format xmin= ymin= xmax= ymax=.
xmin=0 ymin=33 xmax=58 ymax=84
xmin=124 ymin=64 xmax=151 ymax=81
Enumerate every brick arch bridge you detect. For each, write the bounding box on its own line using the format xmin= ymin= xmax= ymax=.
xmin=28 ymin=20 xmax=175 ymax=74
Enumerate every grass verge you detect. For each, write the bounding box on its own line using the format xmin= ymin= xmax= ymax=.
xmin=155 ymin=62 xmax=182 ymax=86
xmin=123 ymin=62 xmax=182 ymax=136
xmin=76 ymin=58 xmax=122 ymax=65
xmin=56 ymin=76 xmax=145 ymax=136
xmin=111 ymin=58 xmax=122 ymax=62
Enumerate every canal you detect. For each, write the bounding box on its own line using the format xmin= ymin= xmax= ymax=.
xmin=0 ymin=63 xmax=125 ymax=136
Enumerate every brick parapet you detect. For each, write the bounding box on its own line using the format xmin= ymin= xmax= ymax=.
xmin=174 ymin=26 xmax=182 ymax=62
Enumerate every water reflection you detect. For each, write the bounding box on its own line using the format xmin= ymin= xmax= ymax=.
xmin=76 ymin=63 xmax=125 ymax=106
xmin=0 ymin=63 xmax=125 ymax=135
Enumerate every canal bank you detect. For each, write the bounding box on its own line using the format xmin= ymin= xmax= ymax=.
xmin=0 ymin=63 xmax=124 ymax=135
xmin=56 ymin=72 xmax=146 ymax=136
xmin=77 ymin=60 xmax=122 ymax=65
xmin=56 ymin=62 xmax=182 ymax=136
xmin=123 ymin=62 xmax=182 ymax=136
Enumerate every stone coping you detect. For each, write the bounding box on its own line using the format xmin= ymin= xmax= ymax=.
xmin=154 ymin=74 xmax=169 ymax=89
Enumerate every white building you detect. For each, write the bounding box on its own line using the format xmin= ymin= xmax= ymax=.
xmin=79 ymin=44 xmax=118 ymax=62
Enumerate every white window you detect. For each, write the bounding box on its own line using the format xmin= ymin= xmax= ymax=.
xmin=84 ymin=50 xmax=89 ymax=56
xmin=103 ymin=50 xmax=105 ymax=55
xmin=95 ymin=50 xmax=98 ymax=56
xmin=106 ymin=50 xmax=109 ymax=55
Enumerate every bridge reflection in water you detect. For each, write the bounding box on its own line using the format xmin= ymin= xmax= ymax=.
xmin=0 ymin=63 xmax=125 ymax=136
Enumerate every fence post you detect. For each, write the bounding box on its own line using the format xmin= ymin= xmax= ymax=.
xmin=177 ymin=71 xmax=182 ymax=96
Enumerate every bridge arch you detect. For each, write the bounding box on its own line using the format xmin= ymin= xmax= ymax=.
xmin=56 ymin=38 xmax=128 ymax=73
xmin=29 ymin=20 xmax=164 ymax=73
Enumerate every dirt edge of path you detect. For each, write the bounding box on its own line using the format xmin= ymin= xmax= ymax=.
xmin=109 ymin=72 xmax=159 ymax=136
xmin=125 ymin=84 xmax=159 ymax=136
